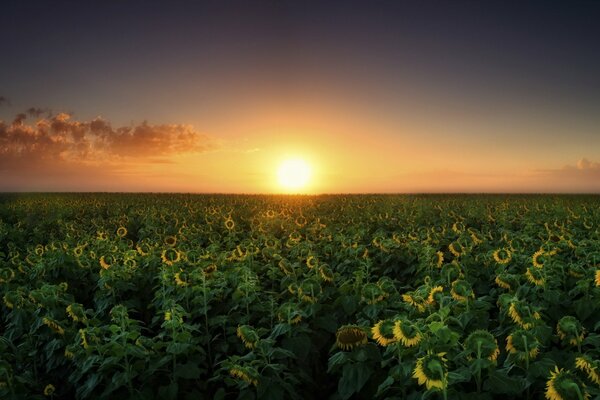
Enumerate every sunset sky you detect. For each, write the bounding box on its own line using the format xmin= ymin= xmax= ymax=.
xmin=1 ymin=1 xmax=599 ymax=193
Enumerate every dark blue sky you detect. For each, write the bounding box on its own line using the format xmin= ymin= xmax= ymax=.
xmin=2 ymin=0 xmax=599 ymax=122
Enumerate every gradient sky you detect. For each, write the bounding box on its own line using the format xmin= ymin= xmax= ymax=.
xmin=1 ymin=0 xmax=599 ymax=193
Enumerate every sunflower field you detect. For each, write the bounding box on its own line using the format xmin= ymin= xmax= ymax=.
xmin=0 ymin=194 xmax=599 ymax=400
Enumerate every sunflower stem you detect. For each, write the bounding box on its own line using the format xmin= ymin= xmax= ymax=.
xmin=476 ymin=341 xmax=482 ymax=394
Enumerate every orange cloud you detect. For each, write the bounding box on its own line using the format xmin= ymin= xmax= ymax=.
xmin=0 ymin=111 xmax=213 ymax=169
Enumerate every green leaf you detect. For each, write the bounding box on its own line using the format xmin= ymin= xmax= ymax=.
xmin=174 ymin=362 xmax=202 ymax=380
xmin=158 ymin=382 xmax=178 ymax=400
xmin=338 ymin=363 xmax=372 ymax=400
xmin=483 ymin=370 xmax=528 ymax=395
xmin=327 ymin=351 xmax=348 ymax=373
xmin=375 ymin=375 xmax=394 ymax=397
xmin=448 ymin=367 xmax=472 ymax=384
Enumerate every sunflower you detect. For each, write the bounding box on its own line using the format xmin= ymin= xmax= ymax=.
xmin=174 ymin=271 xmax=188 ymax=287
xmin=42 ymin=317 xmax=64 ymax=335
xmin=278 ymin=303 xmax=303 ymax=325
xmin=319 ymin=264 xmax=334 ymax=283
xmin=96 ymin=231 xmax=108 ymax=241
xmin=449 ymin=242 xmax=462 ymax=258
xmin=532 ymin=249 xmax=546 ymax=268
xmin=161 ymin=248 xmax=181 ymax=266
xmin=413 ymin=353 xmax=448 ymax=391
xmin=508 ymin=301 xmax=541 ymax=330
xmin=495 ymin=273 xmax=516 ymax=290
xmin=66 ymin=303 xmax=87 ymax=323
xmin=135 ymin=244 xmax=154 ymax=260
xmin=295 ymin=215 xmax=307 ymax=227
xmin=229 ymin=365 xmax=259 ymax=387
xmin=493 ymin=248 xmax=512 ymax=265
xmin=335 ymin=325 xmax=368 ymax=351
xmin=44 ymin=384 xmax=55 ymax=396
xmin=64 ymin=347 xmax=74 ymax=359
xmin=402 ymin=293 xmax=426 ymax=312
xmin=0 ymin=268 xmax=15 ymax=284
xmin=237 ymin=325 xmax=259 ymax=349
xmin=35 ymin=244 xmax=45 ymax=256
xmin=116 ymin=226 xmax=127 ymax=238
xmin=306 ymin=255 xmax=318 ymax=269
xmin=545 ymin=366 xmax=590 ymax=400
xmin=575 ymin=355 xmax=600 ymax=385
xmin=525 ymin=266 xmax=545 ymax=286
xmin=99 ymin=255 xmax=113 ymax=270
xmin=464 ymin=330 xmax=500 ymax=362
xmin=435 ymin=251 xmax=444 ymax=268
xmin=595 ymin=270 xmax=600 ymax=287
xmin=163 ymin=235 xmax=177 ymax=247
xmin=427 ymin=286 xmax=444 ymax=305
xmin=506 ymin=329 xmax=540 ymax=361
xmin=204 ymin=264 xmax=217 ymax=275
xmin=451 ymin=280 xmax=474 ymax=302
xmin=224 ymin=218 xmax=235 ymax=231
xmin=73 ymin=244 xmax=86 ymax=258
xmin=393 ymin=320 xmax=422 ymax=347
xmin=371 ymin=319 xmax=397 ymax=346
xmin=556 ymin=316 xmax=585 ymax=346
xmin=278 ymin=259 xmax=294 ymax=275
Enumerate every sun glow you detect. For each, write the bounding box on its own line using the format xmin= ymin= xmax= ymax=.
xmin=277 ymin=158 xmax=311 ymax=192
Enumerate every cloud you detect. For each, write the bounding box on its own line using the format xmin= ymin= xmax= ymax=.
xmin=0 ymin=110 xmax=214 ymax=171
xmin=0 ymin=96 xmax=9 ymax=106
xmin=576 ymin=158 xmax=600 ymax=171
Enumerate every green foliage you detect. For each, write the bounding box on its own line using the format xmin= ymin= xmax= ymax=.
xmin=0 ymin=193 xmax=599 ymax=399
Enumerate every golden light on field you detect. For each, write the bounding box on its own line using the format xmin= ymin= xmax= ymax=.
xmin=276 ymin=158 xmax=311 ymax=192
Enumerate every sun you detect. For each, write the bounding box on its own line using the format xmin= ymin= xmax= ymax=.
xmin=277 ymin=158 xmax=311 ymax=191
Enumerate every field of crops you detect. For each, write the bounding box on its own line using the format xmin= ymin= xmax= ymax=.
xmin=0 ymin=194 xmax=599 ymax=400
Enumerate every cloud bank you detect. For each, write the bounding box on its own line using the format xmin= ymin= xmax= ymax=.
xmin=0 ymin=111 xmax=213 ymax=169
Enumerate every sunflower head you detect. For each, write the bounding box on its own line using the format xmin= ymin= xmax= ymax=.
xmin=335 ymin=325 xmax=368 ymax=351
xmin=495 ymin=272 xmax=519 ymax=291
xmin=393 ymin=319 xmax=422 ymax=347
xmin=556 ymin=316 xmax=585 ymax=346
xmin=493 ymin=248 xmax=512 ymax=265
xmin=116 ymin=226 xmax=127 ymax=238
xmin=236 ymin=325 xmax=260 ymax=349
xmin=44 ymin=384 xmax=56 ymax=396
xmin=66 ymin=303 xmax=87 ymax=323
xmin=464 ymin=330 xmax=500 ymax=362
xmin=508 ymin=301 xmax=541 ymax=330
xmin=525 ymin=266 xmax=545 ymax=286
xmin=575 ymin=355 xmax=600 ymax=385
xmin=435 ymin=251 xmax=445 ymax=268
xmin=319 ymin=264 xmax=334 ymax=283
xmin=532 ymin=249 xmax=547 ymax=268
xmin=163 ymin=235 xmax=177 ymax=247
xmin=427 ymin=286 xmax=444 ymax=305
xmin=546 ymin=366 xmax=590 ymax=400
xmin=161 ymin=248 xmax=181 ymax=266
xmin=229 ymin=365 xmax=259 ymax=387
xmin=99 ymin=254 xmax=115 ymax=270
xmin=371 ymin=319 xmax=397 ymax=346
xmin=506 ymin=329 xmax=540 ymax=361
xmin=595 ymin=270 xmax=600 ymax=287
xmin=278 ymin=303 xmax=303 ymax=325
xmin=451 ymin=279 xmax=474 ymax=302
xmin=306 ymin=255 xmax=318 ymax=269
xmin=0 ymin=268 xmax=15 ymax=284
xmin=413 ymin=353 xmax=448 ymax=391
